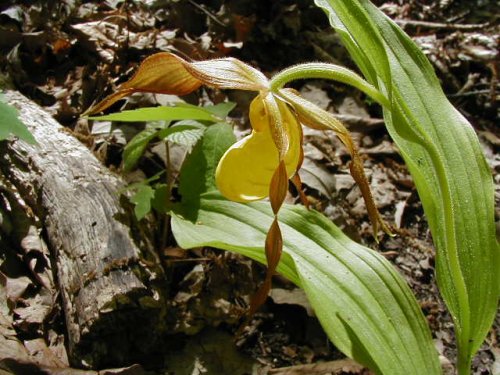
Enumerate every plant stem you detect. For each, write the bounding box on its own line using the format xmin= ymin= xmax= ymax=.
xmin=458 ymin=353 xmax=471 ymax=375
xmin=165 ymin=140 xmax=173 ymax=192
xmin=161 ymin=140 xmax=173 ymax=250
xmin=269 ymin=62 xmax=390 ymax=108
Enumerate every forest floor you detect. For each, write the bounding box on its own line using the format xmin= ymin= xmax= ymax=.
xmin=0 ymin=1 xmax=498 ymax=374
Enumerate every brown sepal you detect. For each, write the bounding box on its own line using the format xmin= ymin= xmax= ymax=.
xmin=247 ymin=217 xmax=283 ymax=317
xmin=348 ymin=149 xmax=394 ymax=240
xmin=269 ymin=161 xmax=288 ymax=215
xmin=83 ymin=52 xmax=202 ymax=115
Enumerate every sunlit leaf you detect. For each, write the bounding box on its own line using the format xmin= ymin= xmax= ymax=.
xmin=171 ymin=110 xmax=440 ymax=373
xmin=173 ymin=102 xmax=236 ymax=120
xmin=88 ymin=105 xmax=217 ymax=122
xmin=171 ymin=193 xmax=441 ymax=375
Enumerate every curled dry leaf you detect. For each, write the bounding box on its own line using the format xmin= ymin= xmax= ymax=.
xmin=1 ymin=273 xmax=31 ymax=305
xmin=20 ymin=226 xmax=54 ymax=291
xmin=24 ymin=338 xmax=67 ymax=369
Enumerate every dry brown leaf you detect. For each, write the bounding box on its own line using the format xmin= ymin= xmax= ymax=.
xmin=24 ymin=338 xmax=67 ymax=368
xmin=20 ymin=226 xmax=54 ymax=291
xmin=269 ymin=288 xmax=315 ymax=317
xmin=13 ymin=288 xmax=55 ymax=332
xmin=269 ymin=358 xmax=368 ymax=375
xmin=0 ymin=273 xmax=31 ymax=305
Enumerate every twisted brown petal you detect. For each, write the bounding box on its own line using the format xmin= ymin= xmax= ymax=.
xmin=248 ymin=161 xmax=288 ymax=317
xmin=261 ymin=92 xmax=288 ymax=160
xmin=279 ymin=88 xmax=393 ymax=239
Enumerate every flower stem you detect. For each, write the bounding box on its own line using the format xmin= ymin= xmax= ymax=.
xmin=269 ymin=63 xmax=390 ymax=108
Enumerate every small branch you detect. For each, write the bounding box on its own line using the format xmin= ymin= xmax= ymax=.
xmin=332 ymin=113 xmax=385 ymax=132
xmin=448 ymin=89 xmax=495 ymax=98
xmin=187 ymin=0 xmax=226 ymax=27
xmin=394 ymin=19 xmax=490 ymax=31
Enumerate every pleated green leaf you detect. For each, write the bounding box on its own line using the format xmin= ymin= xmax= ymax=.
xmin=171 ymin=193 xmax=441 ymax=374
xmin=314 ymin=1 xmax=499 ymax=372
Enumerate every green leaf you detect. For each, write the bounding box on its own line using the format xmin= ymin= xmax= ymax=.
xmin=171 ymin=193 xmax=441 ymax=375
xmin=0 ymin=94 xmax=36 ymax=144
xmin=88 ymin=105 xmax=218 ymax=122
xmin=130 ymin=184 xmax=155 ymax=220
xmin=178 ymin=122 xmax=236 ymax=210
xmin=151 ymin=184 xmax=170 ymax=214
xmin=316 ymin=1 xmax=499 ymax=372
xmin=165 ymin=127 xmax=206 ymax=149
xmin=122 ymin=128 xmax=158 ymax=171
xmin=157 ymin=121 xmax=205 ymax=140
xmin=174 ymin=102 xmax=236 ymax=120
xmin=203 ymin=102 xmax=236 ymax=118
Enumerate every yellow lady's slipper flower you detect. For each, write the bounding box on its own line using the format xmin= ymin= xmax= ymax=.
xmin=215 ymin=94 xmax=302 ymax=202
xmin=84 ymin=52 xmax=392 ymax=315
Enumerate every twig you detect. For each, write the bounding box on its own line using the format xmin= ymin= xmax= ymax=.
xmin=448 ymin=89 xmax=496 ymax=98
xmin=395 ymin=19 xmax=490 ymax=31
xmin=187 ymin=0 xmax=226 ymax=27
xmin=332 ymin=113 xmax=385 ymax=132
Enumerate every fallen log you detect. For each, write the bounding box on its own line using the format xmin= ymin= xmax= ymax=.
xmin=0 ymin=91 xmax=168 ymax=369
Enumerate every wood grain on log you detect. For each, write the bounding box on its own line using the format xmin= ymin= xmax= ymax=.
xmin=0 ymin=91 xmax=167 ymax=369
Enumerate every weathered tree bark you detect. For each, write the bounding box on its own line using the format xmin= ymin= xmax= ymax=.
xmin=0 ymin=91 xmax=168 ymax=369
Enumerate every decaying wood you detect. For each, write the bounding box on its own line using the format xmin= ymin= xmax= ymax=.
xmin=0 ymin=91 xmax=167 ymax=369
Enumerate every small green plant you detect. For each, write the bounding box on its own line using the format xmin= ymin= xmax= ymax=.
xmin=0 ymin=92 xmax=36 ymax=144
xmin=90 ymin=102 xmax=236 ymax=220
xmin=85 ymin=1 xmax=499 ymax=373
